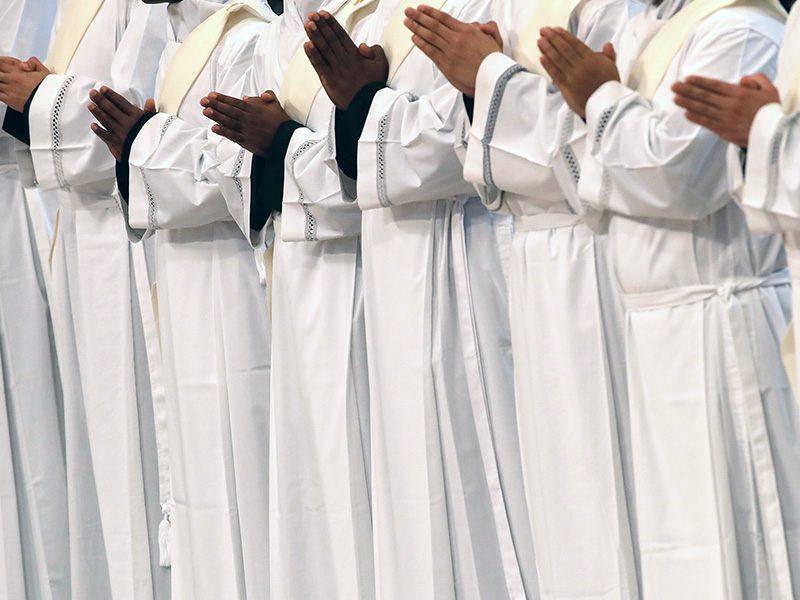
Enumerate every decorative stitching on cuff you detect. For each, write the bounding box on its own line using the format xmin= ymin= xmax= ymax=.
xmin=159 ymin=115 xmax=177 ymax=142
xmin=765 ymin=113 xmax=798 ymax=208
xmin=51 ymin=76 xmax=76 ymax=190
xmin=376 ymin=113 xmax=391 ymax=208
xmin=233 ymin=148 xmax=246 ymax=224
xmin=593 ymin=106 xmax=616 ymax=153
xmin=140 ymin=166 xmax=158 ymax=230
xmin=559 ymin=111 xmax=580 ymax=186
xmin=482 ymin=64 xmax=526 ymax=190
xmin=327 ymin=105 xmax=336 ymax=157
xmin=291 ymin=137 xmax=323 ymax=241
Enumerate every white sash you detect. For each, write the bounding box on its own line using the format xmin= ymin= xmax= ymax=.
xmin=46 ymin=0 xmax=106 ymax=74
xmin=515 ymin=0 xmax=589 ymax=78
xmin=629 ymin=0 xmax=786 ymax=99
xmin=157 ymin=0 xmax=272 ymax=115
xmin=278 ymin=0 xmax=381 ymax=124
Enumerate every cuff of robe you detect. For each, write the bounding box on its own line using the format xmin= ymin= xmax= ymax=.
xmin=1 ymin=82 xmax=41 ymax=146
xmin=334 ymin=81 xmax=387 ymax=180
xmin=585 ymin=80 xmax=630 ymax=136
xmin=116 ymin=111 xmax=158 ymax=202
xmin=250 ymin=119 xmax=302 ymax=231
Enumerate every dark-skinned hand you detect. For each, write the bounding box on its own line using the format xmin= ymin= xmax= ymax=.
xmin=88 ymin=86 xmax=155 ymax=161
xmin=303 ymin=11 xmax=389 ymax=111
xmin=538 ymin=26 xmax=619 ymax=119
xmin=672 ymin=74 xmax=780 ymax=148
xmin=0 ymin=56 xmax=50 ymax=112
xmin=404 ymin=5 xmax=502 ymax=97
xmin=200 ymin=91 xmax=291 ymax=157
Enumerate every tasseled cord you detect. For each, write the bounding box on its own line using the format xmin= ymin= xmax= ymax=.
xmin=159 ymin=502 xmax=172 ymax=567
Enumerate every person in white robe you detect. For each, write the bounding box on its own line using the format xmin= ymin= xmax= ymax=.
xmin=538 ymin=0 xmax=800 ymax=596
xmin=0 ymin=0 xmax=171 ymax=597
xmin=403 ymin=1 xmax=641 ymax=598
xmin=89 ymin=1 xmax=274 ymax=596
xmin=673 ymin=0 xmax=800 ymax=390
xmin=296 ymin=5 xmax=537 ymax=598
xmin=199 ymin=1 xmax=376 ymax=596
xmin=0 ymin=0 xmax=69 ymax=597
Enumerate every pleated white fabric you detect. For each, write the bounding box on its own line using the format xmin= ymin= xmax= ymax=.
xmin=579 ymin=1 xmax=800 ymax=596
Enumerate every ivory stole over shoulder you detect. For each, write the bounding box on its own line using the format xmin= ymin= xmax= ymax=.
xmin=785 ymin=56 xmax=800 ymax=112
xmin=629 ymin=0 xmax=786 ymax=100
xmin=515 ymin=0 xmax=589 ymax=78
xmin=278 ymin=0 xmax=382 ymax=125
xmin=46 ymin=0 xmax=106 ymax=74
xmin=157 ymin=0 xmax=272 ymax=115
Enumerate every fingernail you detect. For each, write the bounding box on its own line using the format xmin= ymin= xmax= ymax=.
xmin=309 ymin=22 xmax=317 ymax=30
xmin=200 ymin=97 xmax=209 ymax=105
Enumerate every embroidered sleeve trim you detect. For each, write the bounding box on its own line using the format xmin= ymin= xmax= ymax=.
xmin=376 ymin=112 xmax=392 ymax=208
xmin=291 ymin=137 xmax=323 ymax=241
xmin=765 ymin=113 xmax=799 ymax=210
xmin=51 ymin=76 xmax=76 ymax=190
xmin=481 ymin=64 xmax=526 ymax=192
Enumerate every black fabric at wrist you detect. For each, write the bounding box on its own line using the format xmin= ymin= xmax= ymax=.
xmin=116 ymin=111 xmax=158 ymax=202
xmin=462 ymin=94 xmax=474 ymax=124
xmin=2 ymin=82 xmax=42 ymax=146
xmin=250 ymin=119 xmax=303 ymax=231
xmin=334 ymin=81 xmax=387 ymax=180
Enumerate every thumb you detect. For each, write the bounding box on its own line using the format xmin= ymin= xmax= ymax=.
xmin=358 ymin=43 xmax=375 ymax=59
xmin=367 ymin=44 xmax=386 ymax=63
xmin=22 ymin=56 xmax=46 ymax=72
xmin=740 ymin=73 xmax=772 ymax=90
xmin=144 ymin=97 xmax=157 ymax=112
xmin=602 ymin=42 xmax=616 ymax=62
xmin=261 ymin=90 xmax=277 ymax=102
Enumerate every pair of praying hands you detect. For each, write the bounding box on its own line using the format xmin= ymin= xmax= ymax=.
xmin=0 ymin=56 xmax=51 ymax=113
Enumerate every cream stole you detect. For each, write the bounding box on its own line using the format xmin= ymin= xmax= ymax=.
xmin=515 ymin=0 xmax=590 ymax=78
xmin=157 ymin=0 xmax=272 ymax=115
xmin=46 ymin=0 xmax=106 ymax=74
xmin=629 ymin=0 xmax=786 ymax=99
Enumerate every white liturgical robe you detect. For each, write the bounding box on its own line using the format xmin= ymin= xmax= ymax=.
xmin=460 ymin=0 xmax=640 ymax=598
xmin=120 ymin=1 xmax=274 ymax=597
xmin=212 ymin=0 xmax=374 ymax=596
xmin=0 ymin=0 xmax=68 ymax=598
xmin=579 ymin=0 xmax=800 ymax=596
xmin=733 ymin=3 xmax=800 ymax=396
xmin=14 ymin=0 xmax=170 ymax=598
xmin=351 ymin=0 xmax=538 ymax=597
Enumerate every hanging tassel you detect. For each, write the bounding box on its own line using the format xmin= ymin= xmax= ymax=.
xmin=158 ymin=503 xmax=172 ymax=567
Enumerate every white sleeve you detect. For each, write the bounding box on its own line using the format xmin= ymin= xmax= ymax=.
xmin=27 ymin=2 xmax=165 ymax=194
xmin=578 ymin=22 xmax=781 ymax=221
xmin=124 ymin=25 xmax=262 ymax=239
xmin=356 ymin=69 xmax=477 ymax=210
xmin=281 ymin=110 xmax=361 ymax=242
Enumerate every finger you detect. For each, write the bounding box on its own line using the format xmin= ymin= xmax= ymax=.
xmin=416 ymin=5 xmax=464 ymax=34
xmin=305 ymin=20 xmax=336 ymax=66
xmin=260 ymin=90 xmax=278 ymax=102
xmin=404 ymin=15 xmax=448 ymax=52
xmin=144 ymin=97 xmax=157 ymax=112
xmin=320 ymin=12 xmax=359 ymax=55
xmin=671 ymin=80 xmax=725 ymax=109
xmin=673 ymin=93 xmax=721 ymax=119
xmin=540 ymin=27 xmax=586 ymax=65
xmin=741 ymin=72 xmax=773 ymax=90
xmin=603 ymin=42 xmax=616 ymax=62
xmin=480 ymin=21 xmax=503 ymax=48
xmin=537 ymin=36 xmax=572 ymax=73
xmin=24 ymin=56 xmax=47 ymax=72
xmin=99 ymin=86 xmax=139 ymax=116
xmin=201 ymin=92 xmax=248 ymax=119
xmin=202 ymin=106 xmax=244 ymax=131
xmin=210 ymin=124 xmax=246 ymax=145
xmin=684 ymin=111 xmax=723 ymax=134
xmin=682 ymin=75 xmax=739 ymax=98
xmin=90 ymin=123 xmax=123 ymax=157
xmin=540 ymin=54 xmax=567 ymax=86
xmin=405 ymin=6 xmax=456 ymax=45
xmin=90 ymin=88 xmax=127 ymax=122
xmin=359 ymin=43 xmax=375 ymax=59
xmin=410 ymin=34 xmax=447 ymax=66
xmin=88 ymin=101 xmax=122 ymax=131
xmin=304 ymin=40 xmax=334 ymax=77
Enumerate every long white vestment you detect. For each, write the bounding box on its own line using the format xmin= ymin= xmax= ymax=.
xmin=460 ymin=1 xmax=640 ymax=598
xmin=18 ymin=0 xmax=170 ymax=597
xmin=579 ymin=0 xmax=800 ymax=596
xmin=351 ymin=0 xmax=537 ymax=597
xmin=212 ymin=1 xmax=375 ymax=596
xmin=0 ymin=0 xmax=68 ymax=597
xmin=733 ymin=3 xmax=800 ymax=395
xmin=121 ymin=2 xmax=273 ymax=596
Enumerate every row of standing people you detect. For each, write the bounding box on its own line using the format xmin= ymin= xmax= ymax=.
xmin=1 ymin=0 xmax=800 ymax=598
